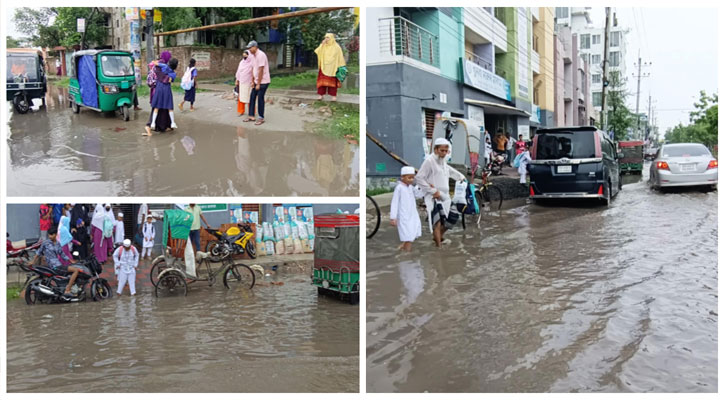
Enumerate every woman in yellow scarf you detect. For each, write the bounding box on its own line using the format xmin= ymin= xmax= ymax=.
xmin=314 ymin=33 xmax=346 ymax=101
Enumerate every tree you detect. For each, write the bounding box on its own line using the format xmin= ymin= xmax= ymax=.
xmin=12 ymin=7 xmax=108 ymax=49
xmin=666 ymin=91 xmax=718 ymax=148
xmin=7 ymin=36 xmax=21 ymax=48
xmin=278 ymin=8 xmax=356 ymax=52
xmin=604 ymin=71 xmax=635 ymax=141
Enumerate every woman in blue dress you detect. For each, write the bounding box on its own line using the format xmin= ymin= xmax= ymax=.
xmin=144 ymin=57 xmax=178 ymax=136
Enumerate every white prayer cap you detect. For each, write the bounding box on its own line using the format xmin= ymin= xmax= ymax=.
xmin=117 ymin=212 xmax=124 ymax=217
xmin=123 ymin=239 xmax=132 ymax=247
xmin=434 ymin=138 xmax=450 ymax=147
xmin=401 ymin=166 xmax=415 ymax=176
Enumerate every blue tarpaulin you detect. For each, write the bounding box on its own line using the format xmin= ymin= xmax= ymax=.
xmin=78 ymin=55 xmax=98 ymax=108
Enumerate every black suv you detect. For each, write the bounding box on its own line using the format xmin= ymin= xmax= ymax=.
xmin=528 ymin=126 xmax=621 ymax=205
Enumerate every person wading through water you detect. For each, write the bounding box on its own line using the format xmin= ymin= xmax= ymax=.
xmin=415 ymin=138 xmax=466 ymax=247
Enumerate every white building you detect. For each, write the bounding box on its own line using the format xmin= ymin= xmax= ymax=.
xmin=555 ymin=7 xmax=628 ymax=117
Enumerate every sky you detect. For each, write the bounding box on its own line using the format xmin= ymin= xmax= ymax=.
xmin=587 ymin=7 xmax=718 ymax=132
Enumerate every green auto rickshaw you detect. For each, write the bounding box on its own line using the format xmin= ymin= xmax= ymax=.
xmin=311 ymin=214 xmax=360 ymax=304
xmin=68 ymin=50 xmax=136 ymax=121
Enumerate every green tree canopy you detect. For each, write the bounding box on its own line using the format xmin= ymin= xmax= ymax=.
xmin=278 ymin=8 xmax=356 ymax=52
xmin=6 ymin=36 xmax=21 ymax=48
xmin=666 ymin=91 xmax=718 ymax=148
xmin=13 ymin=7 xmax=108 ymax=49
xmin=604 ymin=71 xmax=635 ymax=141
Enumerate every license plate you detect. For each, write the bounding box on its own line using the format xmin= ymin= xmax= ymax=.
xmin=557 ymin=165 xmax=572 ymax=173
xmin=18 ymin=83 xmax=25 ymax=89
xmin=682 ymin=164 xmax=696 ymax=172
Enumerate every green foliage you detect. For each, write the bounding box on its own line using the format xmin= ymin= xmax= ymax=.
xmin=7 ymin=36 xmax=21 ymax=48
xmin=13 ymin=7 xmax=108 ymax=49
xmin=604 ymin=71 xmax=635 ymax=141
xmin=666 ymin=91 xmax=718 ymax=149
xmin=308 ymin=101 xmax=359 ymax=140
xmin=278 ymin=8 xmax=356 ymax=52
xmin=7 ymin=285 xmax=22 ymax=301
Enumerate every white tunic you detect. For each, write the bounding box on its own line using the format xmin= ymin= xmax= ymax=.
xmin=142 ymin=222 xmax=155 ymax=249
xmin=390 ymin=182 xmax=422 ymax=242
xmin=113 ymin=220 xmax=125 ymax=244
xmin=113 ymin=246 xmax=139 ymax=274
xmin=415 ymin=154 xmax=466 ymax=232
xmin=518 ymin=150 xmax=532 ymax=175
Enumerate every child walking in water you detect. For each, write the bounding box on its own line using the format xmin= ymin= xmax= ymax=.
xmin=390 ymin=166 xmax=422 ymax=251
xmin=144 ymin=58 xmax=179 ymax=136
xmin=142 ymin=215 xmax=155 ymax=259
xmin=179 ymin=58 xmax=198 ymax=111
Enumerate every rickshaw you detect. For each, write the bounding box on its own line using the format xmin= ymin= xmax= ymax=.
xmin=618 ymin=140 xmax=645 ymax=174
xmin=7 ymin=48 xmax=47 ymax=114
xmin=68 ymin=50 xmax=136 ymax=121
xmin=153 ymin=209 xmax=255 ymax=297
xmin=311 ymin=214 xmax=360 ymax=304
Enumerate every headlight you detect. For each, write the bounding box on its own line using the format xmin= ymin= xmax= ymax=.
xmin=101 ymin=84 xmax=119 ymax=94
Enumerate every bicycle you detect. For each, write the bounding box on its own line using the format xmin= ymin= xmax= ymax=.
xmin=472 ymin=167 xmax=503 ymax=224
xmin=366 ymin=195 xmax=381 ymax=239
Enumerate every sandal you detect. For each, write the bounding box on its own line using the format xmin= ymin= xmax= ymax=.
xmin=243 ymin=117 xmax=255 ymax=123
xmin=255 ymin=119 xmax=265 ymax=126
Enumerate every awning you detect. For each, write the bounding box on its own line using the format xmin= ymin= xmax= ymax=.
xmin=464 ymin=98 xmax=531 ymax=118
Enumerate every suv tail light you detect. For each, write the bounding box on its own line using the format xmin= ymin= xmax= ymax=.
xmin=707 ymin=160 xmax=718 ymax=169
xmin=656 ymin=161 xmax=670 ymax=170
xmin=529 ymin=186 xmax=535 ymax=196
xmin=597 ymin=185 xmax=603 ymax=195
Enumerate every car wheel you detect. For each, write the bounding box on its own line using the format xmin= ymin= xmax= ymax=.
xmin=600 ymin=182 xmax=611 ymax=206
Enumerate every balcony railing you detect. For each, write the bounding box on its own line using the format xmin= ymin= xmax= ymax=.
xmin=378 ymin=16 xmax=439 ymax=68
xmin=465 ymin=50 xmax=493 ymax=72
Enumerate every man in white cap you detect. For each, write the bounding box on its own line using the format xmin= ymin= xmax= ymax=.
xmin=113 ymin=239 xmax=139 ymax=296
xmin=113 ymin=212 xmax=125 ymax=249
xmin=415 ymin=137 xmax=466 ymax=246
xmin=390 ymin=165 xmax=422 ymax=251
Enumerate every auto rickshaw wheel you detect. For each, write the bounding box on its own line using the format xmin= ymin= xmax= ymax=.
xmin=13 ymin=94 xmax=30 ymax=114
xmin=71 ymin=100 xmax=80 ymax=114
xmin=122 ymin=104 xmax=130 ymax=121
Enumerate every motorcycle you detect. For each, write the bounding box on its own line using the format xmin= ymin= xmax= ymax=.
xmin=489 ymin=153 xmax=507 ymax=176
xmin=23 ymin=253 xmax=113 ymax=305
xmin=205 ymin=223 xmax=257 ymax=262
xmin=7 ymin=233 xmax=42 ymax=271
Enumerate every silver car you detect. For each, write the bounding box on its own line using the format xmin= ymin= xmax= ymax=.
xmin=649 ymin=143 xmax=718 ymax=190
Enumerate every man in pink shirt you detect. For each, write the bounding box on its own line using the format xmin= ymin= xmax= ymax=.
xmin=243 ymin=40 xmax=271 ymax=126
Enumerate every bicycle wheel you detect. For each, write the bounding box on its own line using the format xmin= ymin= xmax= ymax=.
xmin=155 ymin=271 xmax=188 ymax=297
xmin=149 ymin=260 xmax=171 ymax=287
xmin=366 ymin=195 xmax=381 ymax=239
xmin=223 ymin=263 xmax=256 ymax=290
xmin=485 ymin=185 xmax=504 ymax=211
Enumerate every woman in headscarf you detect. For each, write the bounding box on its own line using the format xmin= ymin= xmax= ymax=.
xmin=91 ymin=203 xmax=112 ymax=263
xmin=314 ymin=33 xmax=346 ymax=101
xmin=235 ymin=50 xmax=254 ymax=117
xmin=57 ymin=215 xmax=76 ymax=265
xmin=415 ymin=138 xmax=466 ymax=247
xmin=72 ymin=217 xmax=90 ymax=260
xmin=143 ymin=51 xmax=174 ymax=136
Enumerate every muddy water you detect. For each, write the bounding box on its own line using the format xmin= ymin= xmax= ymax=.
xmin=7 ymin=277 xmax=359 ymax=392
xmin=7 ymin=85 xmax=359 ymax=196
xmin=367 ymin=173 xmax=717 ymax=392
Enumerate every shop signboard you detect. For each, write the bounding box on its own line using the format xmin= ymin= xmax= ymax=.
xmin=462 ymin=59 xmax=511 ymax=101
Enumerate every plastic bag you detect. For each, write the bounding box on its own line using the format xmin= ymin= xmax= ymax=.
xmin=453 ymin=180 xmax=468 ymax=205
xmin=265 ymin=241 xmax=275 ymax=256
xmin=293 ymin=238 xmax=303 ymax=254
xmin=275 ymin=241 xmax=285 ymax=255
xmin=284 ymin=237 xmax=294 ymax=253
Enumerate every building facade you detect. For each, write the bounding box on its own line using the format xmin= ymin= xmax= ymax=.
xmin=367 ymin=7 xmax=549 ymax=183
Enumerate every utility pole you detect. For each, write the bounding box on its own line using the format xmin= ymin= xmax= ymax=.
xmin=145 ymin=9 xmax=155 ymax=64
xmin=633 ymin=50 xmax=651 ymax=139
xmin=646 ymin=93 xmax=652 ymax=141
xmin=600 ymin=7 xmax=611 ymax=131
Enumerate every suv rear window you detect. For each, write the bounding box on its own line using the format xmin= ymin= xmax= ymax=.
xmin=663 ymin=145 xmax=710 ymax=157
xmin=536 ymin=132 xmax=596 ymax=159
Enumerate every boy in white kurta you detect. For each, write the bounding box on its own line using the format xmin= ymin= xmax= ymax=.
xmin=114 ymin=239 xmax=139 ymax=296
xmin=142 ymin=216 xmax=155 ymax=259
xmin=113 ymin=212 xmax=125 ymax=249
xmin=390 ymin=166 xmax=422 ymax=251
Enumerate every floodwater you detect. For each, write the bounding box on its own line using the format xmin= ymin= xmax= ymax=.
xmin=6 ymin=85 xmax=359 ymax=196
xmin=7 ymin=276 xmax=359 ymax=393
xmin=367 ymin=171 xmax=717 ymax=392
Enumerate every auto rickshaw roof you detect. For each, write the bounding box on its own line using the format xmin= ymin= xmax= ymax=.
xmin=7 ymin=48 xmax=43 ymax=56
xmin=73 ymin=49 xmax=133 ymax=58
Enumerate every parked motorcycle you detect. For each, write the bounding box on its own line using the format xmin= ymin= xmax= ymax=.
xmin=23 ymin=253 xmax=113 ymax=305
xmin=205 ymin=223 xmax=257 ymax=262
xmin=7 ymin=233 xmax=42 ymax=271
xmin=490 ymin=153 xmax=506 ymax=176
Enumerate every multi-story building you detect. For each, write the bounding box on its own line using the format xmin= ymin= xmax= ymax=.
xmin=555 ymin=7 xmax=628 ymax=118
xmin=367 ymin=7 xmax=545 ymax=182
xmin=531 ymin=8 xmax=556 ymax=130
xmin=553 ymin=25 xmax=592 ymax=126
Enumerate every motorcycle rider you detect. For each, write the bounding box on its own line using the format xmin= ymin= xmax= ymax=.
xmin=27 ymin=227 xmax=81 ymax=299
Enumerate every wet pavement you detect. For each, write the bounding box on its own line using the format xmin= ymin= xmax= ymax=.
xmin=366 ymin=170 xmax=717 ymax=392
xmin=7 ymin=273 xmax=359 ymax=393
xmin=6 ymin=85 xmax=359 ymax=196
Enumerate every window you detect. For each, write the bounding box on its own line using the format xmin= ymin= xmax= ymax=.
xmin=581 ymin=54 xmax=590 ymax=65
xmin=593 ymin=92 xmax=602 ymax=107
xmin=556 ymin=7 xmax=569 ymax=19
xmin=535 ymin=131 xmax=596 ymax=160
xmin=533 ymin=34 xmax=539 ymax=52
xmin=423 ymin=108 xmax=438 ymax=140
xmin=611 ymin=31 xmax=621 ymax=47
xmin=580 ymin=34 xmax=590 ymax=50
xmin=609 ymin=51 xmax=620 ymax=67
xmin=534 ymin=87 xmax=540 ymax=105
xmin=116 ymin=19 xmax=119 ymax=28
xmin=592 ymin=74 xmax=601 ymax=84
xmin=593 ymin=34 xmax=601 ymax=45
xmin=592 ymin=54 xmax=601 ymax=66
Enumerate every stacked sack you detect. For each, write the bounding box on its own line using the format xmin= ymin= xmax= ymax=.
xmin=262 ymin=222 xmax=275 ymax=256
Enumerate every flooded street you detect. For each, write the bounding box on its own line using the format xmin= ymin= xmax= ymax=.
xmin=7 ymin=276 xmax=359 ymax=392
xmin=6 ymin=85 xmax=359 ymax=196
xmin=366 ymin=172 xmax=717 ymax=392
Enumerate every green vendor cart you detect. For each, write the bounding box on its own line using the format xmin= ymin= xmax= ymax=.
xmin=311 ymin=214 xmax=360 ymax=304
